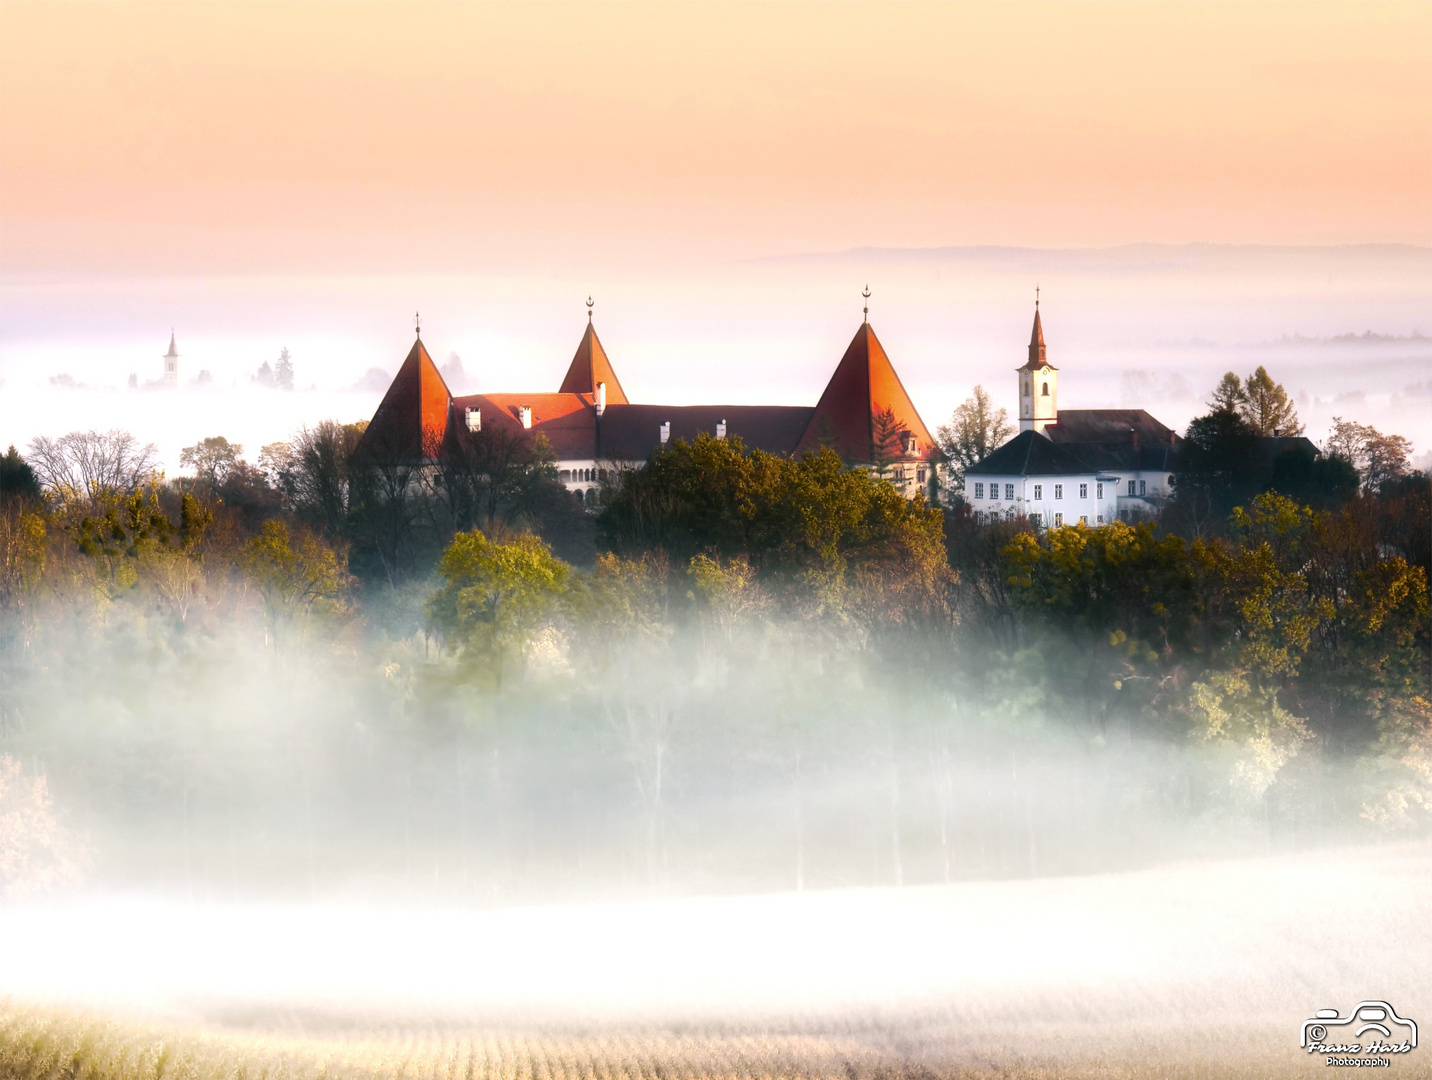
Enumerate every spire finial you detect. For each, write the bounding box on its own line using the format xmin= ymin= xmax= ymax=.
xmin=415 ymin=311 xmax=421 ymax=337
xmin=586 ymin=296 xmax=594 ymax=322
xmin=862 ymin=285 xmax=871 ymax=323
xmin=1035 ymin=285 xmax=1040 ymax=309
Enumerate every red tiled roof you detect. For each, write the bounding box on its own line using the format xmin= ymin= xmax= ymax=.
xmin=558 ymin=322 xmax=629 ymax=403
xmin=450 ymin=392 xmax=597 ymax=460
xmin=355 ymin=336 xmax=452 ymax=462
xmin=1017 ymin=306 xmax=1054 ymax=371
xmin=795 ymin=322 xmax=936 ymax=463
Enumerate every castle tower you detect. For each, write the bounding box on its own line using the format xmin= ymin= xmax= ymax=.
xmin=1017 ymin=300 xmax=1057 ymax=434
xmin=163 ymin=331 xmax=180 ymax=389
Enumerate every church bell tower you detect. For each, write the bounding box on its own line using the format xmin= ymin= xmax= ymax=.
xmin=1017 ymin=296 xmax=1057 ymax=434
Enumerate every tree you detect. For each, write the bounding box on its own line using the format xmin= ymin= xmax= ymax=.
xmin=427 ymin=529 xmax=570 ymax=686
xmin=179 ymin=436 xmax=243 ymax=492
xmin=1325 ymin=417 xmax=1413 ymax=491
xmin=1240 ymin=366 xmax=1302 ymax=436
xmin=1209 ymin=371 xmax=1245 ymax=414
xmin=240 ymin=521 xmax=346 ymax=645
xmin=0 ymin=755 xmax=89 ymax=898
xmin=253 ymin=361 xmax=276 ymax=388
xmin=869 ymin=407 xmax=904 ymax=481
xmin=273 ymin=347 xmax=295 ymax=391
xmin=936 ymin=385 xmax=1013 ymax=490
xmin=0 ymin=446 xmax=41 ymax=504
xmin=25 ymin=430 xmax=159 ymax=513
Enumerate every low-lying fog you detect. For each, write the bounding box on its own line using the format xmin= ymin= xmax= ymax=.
xmin=3 ymin=842 xmax=1428 ymax=1049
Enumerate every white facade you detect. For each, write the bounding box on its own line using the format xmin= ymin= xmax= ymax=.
xmin=968 ymin=473 xmax=1117 ymax=527
xmin=968 ymin=468 xmax=1175 ymax=527
xmin=1018 ymin=363 xmax=1058 ymax=434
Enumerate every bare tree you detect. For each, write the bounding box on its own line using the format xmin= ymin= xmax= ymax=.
xmin=179 ymin=436 xmax=243 ymax=492
xmin=26 ymin=430 xmax=159 ymax=512
xmin=1327 ymin=417 xmax=1413 ymax=491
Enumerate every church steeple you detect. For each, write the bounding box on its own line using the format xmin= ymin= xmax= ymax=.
xmin=1016 ymin=294 xmax=1058 ymax=435
xmin=1028 ymin=306 xmax=1047 ymax=367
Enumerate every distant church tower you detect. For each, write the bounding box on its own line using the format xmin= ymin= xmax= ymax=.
xmin=162 ymin=331 xmax=180 ymax=389
xmin=1017 ymin=297 xmax=1057 ymax=434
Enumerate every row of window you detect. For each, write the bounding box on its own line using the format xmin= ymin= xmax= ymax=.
xmin=892 ymin=465 xmax=929 ymax=485
xmin=974 ymin=510 xmax=1106 ymax=527
xmin=973 ymin=479 xmax=1152 ymax=500
xmin=560 ymin=468 xmax=606 ymax=483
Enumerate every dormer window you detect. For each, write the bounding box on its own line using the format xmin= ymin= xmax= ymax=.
xmin=465 ymin=407 xmax=481 ymax=433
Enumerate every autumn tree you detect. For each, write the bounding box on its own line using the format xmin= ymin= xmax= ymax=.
xmin=937 ymin=385 xmax=1013 ymax=490
xmin=1239 ymin=366 xmax=1303 ymax=436
xmin=179 ymin=436 xmax=243 ymax=493
xmin=427 ymin=529 xmax=570 ymax=686
xmin=240 ymin=520 xmax=346 ymax=646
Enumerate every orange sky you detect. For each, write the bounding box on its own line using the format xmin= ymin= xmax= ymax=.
xmin=1 ymin=2 xmax=1429 ymax=275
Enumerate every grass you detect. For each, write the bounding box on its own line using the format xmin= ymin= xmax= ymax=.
xmin=0 ymin=1004 xmax=1344 ymax=1080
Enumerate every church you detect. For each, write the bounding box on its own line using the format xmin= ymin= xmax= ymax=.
xmin=964 ymin=301 xmax=1181 ymax=526
xmin=355 ymin=303 xmax=941 ymax=503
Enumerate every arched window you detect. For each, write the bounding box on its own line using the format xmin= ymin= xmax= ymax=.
xmin=1041 ymin=382 xmax=1049 ymax=397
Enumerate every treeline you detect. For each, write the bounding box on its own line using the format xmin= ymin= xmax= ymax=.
xmin=0 ymin=408 xmax=1428 ymax=900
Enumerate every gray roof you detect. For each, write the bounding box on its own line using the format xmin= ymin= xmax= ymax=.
xmin=1044 ymin=409 xmax=1177 ymax=445
xmin=965 ymin=430 xmax=1101 ymax=477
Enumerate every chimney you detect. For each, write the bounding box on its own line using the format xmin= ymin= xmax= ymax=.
xmin=716 ymin=419 xmax=727 ymax=439
xmin=659 ymin=421 xmax=670 ymax=445
xmin=465 ymin=407 xmax=481 ymax=433
xmin=595 ymin=381 xmax=606 ymax=417
xmin=519 ymin=405 xmax=533 ymax=429
xmin=1130 ymin=428 xmax=1139 ymax=449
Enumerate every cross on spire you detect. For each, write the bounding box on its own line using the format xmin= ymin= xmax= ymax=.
xmin=586 ymin=296 xmax=594 ymax=322
xmin=1035 ymin=285 xmax=1040 ymax=309
xmin=862 ymin=285 xmax=871 ymax=324
xmin=415 ymin=311 xmax=421 ymax=337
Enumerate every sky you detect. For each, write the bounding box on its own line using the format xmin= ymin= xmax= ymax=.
xmin=1 ymin=2 xmax=1429 ymax=468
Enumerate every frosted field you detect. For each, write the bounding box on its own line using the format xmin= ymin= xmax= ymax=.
xmin=2 ymin=840 xmax=1429 ymax=1076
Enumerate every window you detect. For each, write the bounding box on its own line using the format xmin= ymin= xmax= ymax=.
xmin=894 ymin=466 xmax=906 ymax=482
xmin=1005 ymin=508 xmax=1015 ymax=522
xmin=916 ymin=467 xmax=926 ymax=484
xmin=1079 ymin=515 xmax=1088 ymax=526
xmin=1127 ymin=480 xmax=1136 ymax=497
xmin=1054 ymin=484 xmax=1063 ymax=500
xmin=1054 ymin=513 xmax=1063 ymax=527
xmin=1139 ymin=479 xmax=1147 ymax=496
xmin=1033 ymin=484 xmax=1043 ymax=500
xmin=1096 ymin=515 xmax=1104 ymax=524
xmin=974 ymin=483 xmax=984 ymax=499
xmin=1041 ymin=382 xmax=1049 ymax=397
xmin=1097 ymin=482 xmax=1104 ymax=499
xmin=1005 ymin=483 xmax=1015 ymax=500
xmin=1030 ymin=512 xmax=1042 ymax=526
xmin=1079 ymin=483 xmax=1088 ymax=499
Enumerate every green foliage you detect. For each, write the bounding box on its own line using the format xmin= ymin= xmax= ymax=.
xmin=599 ymin=435 xmax=949 ymax=623
xmin=178 ymin=436 xmax=242 ymax=492
xmin=240 ymin=520 xmax=346 ymax=641
xmin=428 ymin=529 xmax=570 ymax=684
xmin=0 ymin=445 xmax=41 ymax=504
xmin=1239 ymin=366 xmax=1303 ymax=437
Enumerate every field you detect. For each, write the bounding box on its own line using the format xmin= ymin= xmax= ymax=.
xmin=3 ymin=841 xmax=1430 ymax=1080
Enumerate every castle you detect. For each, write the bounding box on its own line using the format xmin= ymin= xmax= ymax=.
xmin=355 ymin=306 xmax=941 ymax=502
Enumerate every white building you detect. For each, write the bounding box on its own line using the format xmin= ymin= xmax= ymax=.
xmin=967 ymin=301 xmax=1180 ymax=526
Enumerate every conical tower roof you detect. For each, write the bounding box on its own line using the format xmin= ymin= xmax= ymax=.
xmin=796 ymin=322 xmax=935 ymax=463
xmin=558 ymin=321 xmax=628 ymax=403
xmin=356 ymin=335 xmax=452 ymax=462
xmin=1018 ymin=305 xmax=1055 ymax=371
